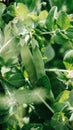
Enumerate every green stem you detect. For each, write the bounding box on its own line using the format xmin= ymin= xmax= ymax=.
xmin=36 ymin=92 xmax=54 ymax=114
xmin=45 ymin=68 xmax=71 ymax=73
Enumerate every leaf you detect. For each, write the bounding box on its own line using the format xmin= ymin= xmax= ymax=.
xmin=51 ymin=112 xmax=69 ymax=130
xmin=0 ymin=38 xmax=19 ymax=64
xmin=69 ymin=113 xmax=73 ymax=122
xmin=38 ymin=10 xmax=48 ymax=27
xmin=4 ymin=21 xmax=13 ymax=42
xmin=37 ymin=75 xmax=55 ymax=102
xmin=0 ymin=29 xmax=4 ymax=47
xmin=0 ymin=22 xmax=20 ymax=64
xmin=54 ymin=102 xmax=65 ymax=112
xmin=43 ymin=44 xmax=55 ymax=63
xmin=56 ymin=90 xmax=70 ymax=103
xmin=49 ymin=0 xmax=65 ymax=10
xmin=0 ymin=17 xmax=5 ymax=28
xmin=0 ymin=95 xmax=10 ymax=114
xmin=4 ymin=68 xmax=25 ymax=88
xmin=2 ymin=5 xmax=16 ymax=23
xmin=29 ymin=14 xmax=38 ymax=22
xmin=0 ymin=3 xmax=6 ymax=17
xmin=68 ymin=90 xmax=73 ymax=106
xmin=56 ymin=11 xmax=70 ymax=29
xmin=63 ymin=50 xmax=73 ymax=69
xmin=39 ymin=10 xmax=48 ymax=21
xmin=53 ymin=30 xmax=68 ymax=44
xmin=2 ymin=3 xmax=29 ymax=23
xmin=0 ymin=3 xmax=6 ymax=28
xmin=46 ymin=6 xmax=57 ymax=31
xmin=0 ymin=57 xmax=5 ymax=68
xmin=14 ymin=3 xmax=29 ymax=20
xmin=16 ymin=0 xmax=41 ymax=11
xmin=22 ymin=123 xmax=43 ymax=130
xmin=66 ymin=27 xmax=73 ymax=39
xmin=53 ymin=90 xmax=70 ymax=112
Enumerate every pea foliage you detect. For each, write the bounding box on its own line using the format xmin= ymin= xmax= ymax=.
xmin=0 ymin=0 xmax=73 ymax=130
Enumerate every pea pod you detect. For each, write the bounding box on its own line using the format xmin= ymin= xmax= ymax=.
xmin=32 ymin=42 xmax=45 ymax=79
xmin=21 ymin=43 xmax=37 ymax=86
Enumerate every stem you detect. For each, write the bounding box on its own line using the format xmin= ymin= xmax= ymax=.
xmin=42 ymin=31 xmax=55 ymax=35
xmin=45 ymin=68 xmax=72 ymax=73
xmin=49 ymin=0 xmax=53 ymax=7
xmin=36 ymin=92 xmax=54 ymax=114
xmin=0 ymin=36 xmax=15 ymax=54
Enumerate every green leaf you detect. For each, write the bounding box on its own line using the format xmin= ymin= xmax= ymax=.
xmin=53 ymin=90 xmax=70 ymax=112
xmin=53 ymin=30 xmax=68 ymax=44
xmin=22 ymin=123 xmax=43 ymax=130
xmin=0 ymin=38 xmax=19 ymax=64
xmin=4 ymin=68 xmax=25 ymax=88
xmin=43 ymin=44 xmax=55 ymax=63
xmin=46 ymin=6 xmax=57 ymax=31
xmin=0 ymin=3 xmax=6 ymax=17
xmin=66 ymin=27 xmax=73 ymax=39
xmin=68 ymin=90 xmax=73 ymax=106
xmin=49 ymin=0 xmax=65 ymax=10
xmin=0 ymin=22 xmax=20 ymax=64
xmin=69 ymin=113 xmax=73 ymax=122
xmin=0 ymin=29 xmax=4 ymax=47
xmin=0 ymin=17 xmax=5 ymax=29
xmin=57 ymin=11 xmax=70 ymax=29
xmin=54 ymin=102 xmax=65 ymax=112
xmin=0 ymin=57 xmax=5 ymax=68
xmin=2 ymin=3 xmax=29 ymax=23
xmin=2 ymin=5 xmax=16 ymax=23
xmin=37 ymin=75 xmax=55 ymax=102
xmin=63 ymin=50 xmax=73 ymax=69
xmin=0 ymin=3 xmax=6 ymax=27
xmin=51 ymin=112 xmax=69 ymax=130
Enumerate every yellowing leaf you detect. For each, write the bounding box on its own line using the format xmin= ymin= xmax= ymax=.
xmin=14 ymin=3 xmax=29 ymax=20
xmin=39 ymin=10 xmax=48 ymax=21
xmin=57 ymin=11 xmax=70 ymax=29
xmin=63 ymin=50 xmax=73 ymax=69
xmin=58 ymin=90 xmax=70 ymax=103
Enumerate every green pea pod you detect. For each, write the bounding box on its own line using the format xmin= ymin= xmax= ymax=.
xmin=32 ymin=45 xmax=45 ymax=80
xmin=21 ymin=43 xmax=37 ymax=86
xmin=31 ymin=39 xmax=54 ymax=101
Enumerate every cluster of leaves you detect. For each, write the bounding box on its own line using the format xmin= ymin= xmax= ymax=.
xmin=0 ymin=0 xmax=73 ymax=130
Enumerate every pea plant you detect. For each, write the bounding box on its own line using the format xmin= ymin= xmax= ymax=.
xmin=0 ymin=0 xmax=73 ymax=130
